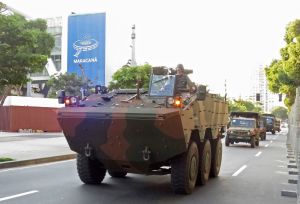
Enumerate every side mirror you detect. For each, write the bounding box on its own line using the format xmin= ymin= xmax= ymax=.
xmin=197 ymin=85 xmax=206 ymax=101
xmin=58 ymin=90 xmax=65 ymax=104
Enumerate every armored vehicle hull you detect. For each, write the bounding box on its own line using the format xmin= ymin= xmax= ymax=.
xmin=57 ymin=67 xmax=228 ymax=194
xmin=58 ymin=107 xmax=187 ymax=173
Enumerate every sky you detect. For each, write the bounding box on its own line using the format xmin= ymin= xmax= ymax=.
xmin=2 ymin=0 xmax=300 ymax=98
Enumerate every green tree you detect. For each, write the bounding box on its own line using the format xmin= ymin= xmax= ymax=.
xmin=47 ymin=73 xmax=88 ymax=98
xmin=265 ymin=19 xmax=300 ymax=109
xmin=271 ymin=106 xmax=288 ymax=120
xmin=108 ymin=64 xmax=151 ymax=90
xmin=0 ymin=6 xmax=54 ymax=105
xmin=0 ymin=2 xmax=8 ymax=13
xmin=228 ymin=99 xmax=262 ymax=113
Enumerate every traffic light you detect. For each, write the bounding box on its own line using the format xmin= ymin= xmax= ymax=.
xmin=279 ymin=93 xmax=282 ymax=102
xmin=256 ymin=93 xmax=260 ymax=101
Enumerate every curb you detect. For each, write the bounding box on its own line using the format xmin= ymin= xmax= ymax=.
xmin=0 ymin=154 xmax=76 ymax=169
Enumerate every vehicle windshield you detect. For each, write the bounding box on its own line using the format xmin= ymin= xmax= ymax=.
xmin=266 ymin=117 xmax=274 ymax=124
xmin=230 ymin=119 xmax=255 ymax=128
xmin=149 ymin=74 xmax=176 ymax=97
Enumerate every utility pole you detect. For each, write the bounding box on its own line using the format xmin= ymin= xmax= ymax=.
xmin=130 ymin=24 xmax=137 ymax=67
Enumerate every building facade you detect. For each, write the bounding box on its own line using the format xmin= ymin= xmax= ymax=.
xmin=249 ymin=66 xmax=285 ymax=113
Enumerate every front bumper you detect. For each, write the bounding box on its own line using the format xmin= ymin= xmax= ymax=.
xmin=227 ymin=134 xmax=252 ymax=142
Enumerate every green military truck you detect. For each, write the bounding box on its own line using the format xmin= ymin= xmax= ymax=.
xmin=226 ymin=111 xmax=264 ymax=148
xmin=262 ymin=113 xmax=281 ymax=134
xmin=57 ymin=66 xmax=228 ymax=194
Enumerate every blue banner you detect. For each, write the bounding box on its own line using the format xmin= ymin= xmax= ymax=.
xmin=67 ymin=13 xmax=106 ymax=86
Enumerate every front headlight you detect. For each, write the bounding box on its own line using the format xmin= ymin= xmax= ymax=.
xmin=70 ymin=96 xmax=77 ymax=104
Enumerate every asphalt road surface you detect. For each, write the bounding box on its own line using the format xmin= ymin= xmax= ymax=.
xmin=0 ymin=129 xmax=295 ymax=204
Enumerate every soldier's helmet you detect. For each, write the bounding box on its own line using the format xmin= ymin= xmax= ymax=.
xmin=176 ymin=64 xmax=184 ymax=71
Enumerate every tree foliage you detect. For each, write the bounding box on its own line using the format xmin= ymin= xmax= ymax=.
xmin=265 ymin=19 xmax=300 ymax=109
xmin=228 ymin=99 xmax=262 ymax=113
xmin=0 ymin=8 xmax=54 ymax=104
xmin=271 ymin=106 xmax=288 ymax=120
xmin=0 ymin=2 xmax=8 ymax=14
xmin=47 ymin=73 xmax=88 ymax=98
xmin=108 ymin=64 xmax=151 ymax=90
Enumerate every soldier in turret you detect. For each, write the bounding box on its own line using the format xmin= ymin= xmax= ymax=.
xmin=175 ymin=64 xmax=194 ymax=92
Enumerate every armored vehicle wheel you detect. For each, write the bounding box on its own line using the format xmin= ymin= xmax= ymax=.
xmin=171 ymin=141 xmax=199 ymax=194
xmin=255 ymin=138 xmax=259 ymax=146
xmin=77 ymin=154 xmax=106 ymax=184
xmin=250 ymin=137 xmax=255 ymax=148
xmin=196 ymin=140 xmax=211 ymax=185
xmin=225 ymin=135 xmax=230 ymax=147
xmin=210 ymin=138 xmax=222 ymax=177
xmin=108 ymin=170 xmax=127 ymax=178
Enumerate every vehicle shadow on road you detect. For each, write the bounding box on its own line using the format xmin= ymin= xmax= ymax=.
xmin=72 ymin=174 xmax=223 ymax=203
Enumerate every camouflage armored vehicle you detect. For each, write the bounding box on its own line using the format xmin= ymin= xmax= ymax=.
xmin=57 ymin=66 xmax=228 ymax=194
xmin=226 ymin=112 xmax=263 ymax=148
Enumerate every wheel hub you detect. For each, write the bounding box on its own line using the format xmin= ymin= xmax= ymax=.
xmin=190 ymin=155 xmax=197 ymax=181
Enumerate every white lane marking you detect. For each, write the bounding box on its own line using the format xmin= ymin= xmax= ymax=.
xmin=275 ymin=171 xmax=288 ymax=175
xmin=270 ymin=141 xmax=273 ymax=143
xmin=0 ymin=190 xmax=38 ymax=202
xmin=275 ymin=160 xmax=287 ymax=163
xmin=0 ymin=159 xmax=74 ymax=173
xmin=232 ymin=165 xmax=247 ymax=176
xmin=255 ymin=151 xmax=262 ymax=157
xmin=265 ymin=144 xmax=269 ymax=147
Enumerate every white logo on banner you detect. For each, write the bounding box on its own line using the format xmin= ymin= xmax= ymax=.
xmin=73 ymin=38 xmax=99 ymax=58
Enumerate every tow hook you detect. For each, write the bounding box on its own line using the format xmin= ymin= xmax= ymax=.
xmin=84 ymin=143 xmax=92 ymax=157
xmin=142 ymin=146 xmax=151 ymax=161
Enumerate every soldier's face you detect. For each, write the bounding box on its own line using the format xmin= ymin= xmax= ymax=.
xmin=177 ymin=68 xmax=183 ymax=75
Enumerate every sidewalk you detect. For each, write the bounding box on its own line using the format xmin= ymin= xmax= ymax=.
xmin=0 ymin=132 xmax=76 ymax=169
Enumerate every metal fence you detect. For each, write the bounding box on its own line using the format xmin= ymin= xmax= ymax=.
xmin=286 ymin=87 xmax=300 ymax=202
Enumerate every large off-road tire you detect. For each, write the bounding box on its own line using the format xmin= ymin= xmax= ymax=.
xmin=171 ymin=141 xmax=199 ymax=194
xmin=272 ymin=130 xmax=275 ymax=135
xmin=225 ymin=135 xmax=230 ymax=147
xmin=210 ymin=138 xmax=222 ymax=178
xmin=196 ymin=140 xmax=211 ymax=185
xmin=77 ymin=154 xmax=106 ymax=184
xmin=108 ymin=170 xmax=127 ymax=178
xmin=250 ymin=137 xmax=255 ymax=148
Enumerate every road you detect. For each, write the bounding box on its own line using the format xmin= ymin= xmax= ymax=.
xmin=0 ymin=129 xmax=295 ymax=204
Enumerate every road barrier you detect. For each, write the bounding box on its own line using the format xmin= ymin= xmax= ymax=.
xmin=286 ymin=87 xmax=300 ymax=201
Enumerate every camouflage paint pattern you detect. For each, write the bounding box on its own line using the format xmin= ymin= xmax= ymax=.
xmin=57 ymin=81 xmax=228 ymax=174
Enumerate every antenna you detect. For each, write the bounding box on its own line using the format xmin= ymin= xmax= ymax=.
xmin=225 ymin=79 xmax=227 ymax=101
xmin=78 ymin=64 xmax=88 ymax=83
xmin=130 ymin=24 xmax=137 ymax=66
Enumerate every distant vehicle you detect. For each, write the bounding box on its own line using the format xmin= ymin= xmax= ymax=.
xmin=261 ymin=114 xmax=280 ymax=134
xmin=275 ymin=118 xmax=281 ymax=132
xmin=226 ymin=112 xmax=264 ymax=148
xmin=57 ymin=66 xmax=229 ymax=194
